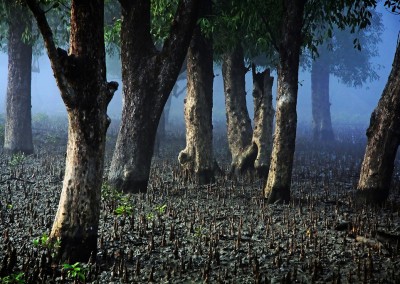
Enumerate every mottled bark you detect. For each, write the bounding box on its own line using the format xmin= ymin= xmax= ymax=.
xmin=264 ymin=0 xmax=305 ymax=203
xmin=252 ymin=66 xmax=274 ymax=178
xmin=108 ymin=0 xmax=199 ymax=193
xmin=311 ymin=58 xmax=334 ymax=142
xmin=356 ymin=39 xmax=400 ymax=204
xmin=222 ymin=45 xmax=254 ymax=175
xmin=4 ymin=5 xmax=33 ymax=154
xmin=178 ymin=5 xmax=214 ymax=184
xmin=27 ymin=0 xmax=117 ymax=262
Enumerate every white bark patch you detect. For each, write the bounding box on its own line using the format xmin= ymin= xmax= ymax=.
xmin=277 ymin=93 xmax=294 ymax=109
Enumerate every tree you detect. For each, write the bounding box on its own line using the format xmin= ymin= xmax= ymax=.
xmin=178 ymin=0 xmax=214 ymax=184
xmin=356 ymin=15 xmax=400 ymax=204
xmin=26 ymin=0 xmax=118 ymax=262
xmin=310 ymin=18 xmax=382 ymax=142
xmin=108 ymin=0 xmax=199 ymax=193
xmin=3 ymin=1 xmax=33 ymax=154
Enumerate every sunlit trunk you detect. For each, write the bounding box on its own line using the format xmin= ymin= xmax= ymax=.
xmin=264 ymin=0 xmax=305 ymax=203
xmin=252 ymin=66 xmax=274 ymax=178
xmin=28 ymin=0 xmax=118 ymax=262
xmin=222 ymin=45 xmax=254 ymax=174
xmin=311 ymin=58 xmax=334 ymax=142
xmin=4 ymin=5 xmax=33 ymax=154
xmin=178 ymin=0 xmax=214 ymax=184
xmin=356 ymin=39 xmax=400 ymax=204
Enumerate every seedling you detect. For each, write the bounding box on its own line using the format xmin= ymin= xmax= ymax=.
xmin=155 ymin=204 xmax=167 ymax=215
xmin=114 ymin=204 xmax=133 ymax=216
xmin=32 ymin=233 xmax=49 ymax=247
xmin=9 ymin=153 xmax=26 ymax=168
xmin=63 ymin=262 xmax=87 ymax=282
xmin=0 ymin=272 xmax=25 ymax=284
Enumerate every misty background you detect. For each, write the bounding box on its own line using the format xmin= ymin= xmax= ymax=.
xmin=0 ymin=5 xmax=399 ymax=131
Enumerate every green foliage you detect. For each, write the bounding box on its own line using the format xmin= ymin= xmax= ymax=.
xmin=155 ymin=204 xmax=167 ymax=215
xmin=32 ymin=232 xmax=61 ymax=258
xmin=0 ymin=272 xmax=25 ymax=284
xmin=114 ymin=203 xmax=133 ymax=216
xmin=9 ymin=153 xmax=26 ymax=168
xmin=62 ymin=262 xmax=87 ymax=282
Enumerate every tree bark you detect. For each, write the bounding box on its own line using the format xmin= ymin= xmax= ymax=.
xmin=264 ymin=0 xmax=305 ymax=203
xmin=4 ymin=4 xmax=33 ymax=154
xmin=311 ymin=57 xmax=334 ymax=142
xmin=178 ymin=2 xmax=214 ymax=184
xmin=252 ymin=66 xmax=274 ymax=178
xmin=108 ymin=0 xmax=199 ymax=193
xmin=356 ymin=38 xmax=400 ymax=204
xmin=222 ymin=45 xmax=254 ymax=175
xmin=27 ymin=0 xmax=118 ymax=262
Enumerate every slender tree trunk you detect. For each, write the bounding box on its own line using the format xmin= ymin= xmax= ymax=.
xmin=252 ymin=66 xmax=274 ymax=178
xmin=27 ymin=0 xmax=118 ymax=262
xmin=264 ymin=0 xmax=305 ymax=203
xmin=108 ymin=0 xmax=199 ymax=193
xmin=4 ymin=5 xmax=33 ymax=154
xmin=178 ymin=5 xmax=214 ymax=184
xmin=222 ymin=45 xmax=255 ymax=175
xmin=311 ymin=58 xmax=334 ymax=142
xmin=356 ymin=38 xmax=400 ymax=204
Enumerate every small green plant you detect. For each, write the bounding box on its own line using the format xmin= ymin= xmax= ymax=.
xmin=6 ymin=204 xmax=13 ymax=210
xmin=194 ymin=226 xmax=204 ymax=239
xmin=0 ymin=272 xmax=25 ymax=284
xmin=33 ymin=233 xmax=49 ymax=247
xmin=63 ymin=262 xmax=87 ymax=282
xmin=114 ymin=204 xmax=133 ymax=216
xmin=155 ymin=204 xmax=167 ymax=215
xmin=146 ymin=212 xmax=154 ymax=220
xmin=101 ymin=182 xmax=122 ymax=202
xmin=9 ymin=153 xmax=26 ymax=168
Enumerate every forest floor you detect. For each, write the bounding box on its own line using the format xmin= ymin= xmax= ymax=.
xmin=0 ymin=120 xmax=400 ymax=283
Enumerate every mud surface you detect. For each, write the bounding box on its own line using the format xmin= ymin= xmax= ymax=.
xmin=1 ymin=121 xmax=400 ymax=283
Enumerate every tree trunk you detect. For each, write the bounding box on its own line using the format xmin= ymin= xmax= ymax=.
xmin=356 ymin=38 xmax=400 ymax=204
xmin=252 ymin=66 xmax=274 ymax=178
xmin=222 ymin=45 xmax=255 ymax=175
xmin=27 ymin=0 xmax=118 ymax=262
xmin=264 ymin=0 xmax=305 ymax=203
xmin=108 ymin=0 xmax=199 ymax=193
xmin=4 ymin=5 xmax=33 ymax=154
xmin=311 ymin=57 xmax=334 ymax=142
xmin=178 ymin=6 xmax=214 ymax=184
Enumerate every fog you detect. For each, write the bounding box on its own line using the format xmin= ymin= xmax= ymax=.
xmin=0 ymin=5 xmax=399 ymax=130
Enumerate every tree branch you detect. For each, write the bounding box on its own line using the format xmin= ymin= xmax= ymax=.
xmin=25 ymin=0 xmax=75 ymax=107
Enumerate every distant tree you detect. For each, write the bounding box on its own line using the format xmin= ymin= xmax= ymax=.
xmin=178 ymin=0 xmax=214 ymax=184
xmin=3 ymin=0 xmax=34 ymax=154
xmin=108 ymin=0 xmax=199 ymax=193
xmin=26 ymin=0 xmax=118 ymax=262
xmin=309 ymin=15 xmax=382 ymax=142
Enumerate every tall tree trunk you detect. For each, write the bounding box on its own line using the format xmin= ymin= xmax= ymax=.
xmin=4 ymin=5 xmax=33 ymax=154
xmin=264 ymin=0 xmax=305 ymax=203
xmin=311 ymin=57 xmax=334 ymax=142
xmin=178 ymin=2 xmax=214 ymax=184
xmin=252 ymin=66 xmax=274 ymax=178
xmin=222 ymin=45 xmax=255 ymax=175
xmin=27 ymin=0 xmax=118 ymax=262
xmin=356 ymin=38 xmax=400 ymax=204
xmin=108 ymin=0 xmax=199 ymax=193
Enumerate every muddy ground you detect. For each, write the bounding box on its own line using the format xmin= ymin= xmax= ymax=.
xmin=0 ymin=119 xmax=400 ymax=283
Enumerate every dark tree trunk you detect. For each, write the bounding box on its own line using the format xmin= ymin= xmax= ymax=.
xmin=252 ymin=66 xmax=274 ymax=178
xmin=222 ymin=45 xmax=254 ymax=175
xmin=311 ymin=57 xmax=334 ymax=142
xmin=356 ymin=39 xmax=400 ymax=204
xmin=4 ymin=5 xmax=33 ymax=154
xmin=108 ymin=0 xmax=199 ymax=193
xmin=264 ymin=0 xmax=305 ymax=203
xmin=27 ymin=0 xmax=118 ymax=262
xmin=178 ymin=1 xmax=214 ymax=184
